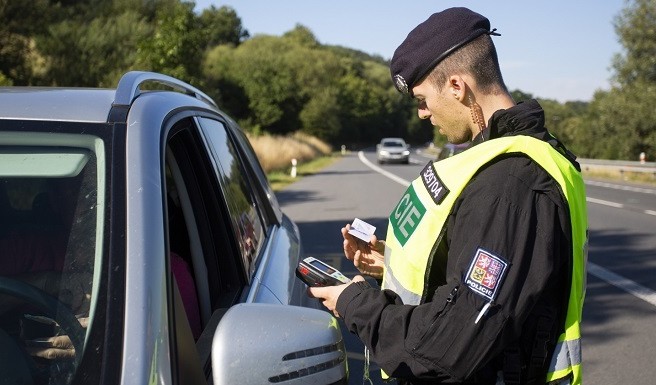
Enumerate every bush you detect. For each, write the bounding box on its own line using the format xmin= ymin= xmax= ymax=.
xmin=247 ymin=132 xmax=332 ymax=172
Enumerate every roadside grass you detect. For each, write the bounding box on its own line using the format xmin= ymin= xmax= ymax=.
xmin=582 ymin=169 xmax=656 ymax=186
xmin=248 ymin=132 xmax=332 ymax=173
xmin=247 ymin=132 xmax=341 ymax=191
xmin=267 ymin=154 xmax=341 ymax=191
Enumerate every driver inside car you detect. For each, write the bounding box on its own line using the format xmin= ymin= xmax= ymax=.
xmin=0 ymin=176 xmax=93 ymax=368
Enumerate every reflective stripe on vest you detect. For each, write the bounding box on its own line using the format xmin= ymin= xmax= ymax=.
xmin=381 ymin=136 xmax=588 ymax=384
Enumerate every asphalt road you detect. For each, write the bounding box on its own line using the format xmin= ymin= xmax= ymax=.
xmin=276 ymin=148 xmax=656 ymax=384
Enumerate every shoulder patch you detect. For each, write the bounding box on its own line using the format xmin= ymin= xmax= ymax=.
xmin=464 ymin=248 xmax=509 ymax=301
xmin=420 ymin=162 xmax=449 ymax=205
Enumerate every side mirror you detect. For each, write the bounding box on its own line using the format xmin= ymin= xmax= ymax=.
xmin=212 ymin=303 xmax=348 ymax=385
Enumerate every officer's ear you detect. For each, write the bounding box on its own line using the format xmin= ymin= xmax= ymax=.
xmin=447 ymin=75 xmax=469 ymax=105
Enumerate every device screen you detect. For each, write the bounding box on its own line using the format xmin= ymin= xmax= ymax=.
xmin=310 ymin=259 xmax=336 ymax=275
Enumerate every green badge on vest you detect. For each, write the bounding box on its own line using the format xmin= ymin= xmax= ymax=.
xmin=390 ymin=184 xmax=426 ymax=246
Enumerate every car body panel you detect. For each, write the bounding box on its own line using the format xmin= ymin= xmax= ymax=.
xmin=437 ymin=142 xmax=470 ymax=160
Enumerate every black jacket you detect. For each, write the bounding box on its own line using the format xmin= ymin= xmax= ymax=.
xmin=336 ymin=100 xmax=579 ymax=384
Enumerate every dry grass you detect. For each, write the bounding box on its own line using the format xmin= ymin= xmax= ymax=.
xmin=248 ymin=132 xmax=332 ymax=173
xmin=582 ymin=169 xmax=656 ymax=186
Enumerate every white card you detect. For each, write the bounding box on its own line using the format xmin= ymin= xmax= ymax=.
xmin=348 ymin=218 xmax=376 ymax=242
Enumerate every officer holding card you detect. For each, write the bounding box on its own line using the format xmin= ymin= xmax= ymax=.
xmin=308 ymin=7 xmax=588 ymax=385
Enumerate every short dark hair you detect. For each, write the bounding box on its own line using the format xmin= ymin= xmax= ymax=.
xmin=427 ymin=34 xmax=507 ymax=95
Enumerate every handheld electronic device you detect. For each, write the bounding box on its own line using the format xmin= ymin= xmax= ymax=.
xmin=296 ymin=257 xmax=350 ymax=287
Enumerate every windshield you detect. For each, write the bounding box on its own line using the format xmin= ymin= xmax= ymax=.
xmin=0 ymin=129 xmax=106 ymax=384
xmin=382 ymin=140 xmax=405 ymax=147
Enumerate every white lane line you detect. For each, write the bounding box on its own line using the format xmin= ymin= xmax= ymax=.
xmin=588 ymin=262 xmax=656 ymax=307
xmin=585 ymin=180 xmax=656 ymax=195
xmin=586 ymin=197 xmax=624 ymax=208
xmin=358 ymin=151 xmax=410 ymax=187
xmin=358 ymin=152 xmax=656 ymax=306
xmin=586 ymin=197 xmax=656 ymax=216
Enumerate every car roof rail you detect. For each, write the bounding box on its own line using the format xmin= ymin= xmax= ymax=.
xmin=108 ymin=71 xmax=218 ymax=123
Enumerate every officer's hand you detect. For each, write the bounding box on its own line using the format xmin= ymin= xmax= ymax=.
xmin=25 ymin=317 xmax=88 ymax=360
xmin=308 ymin=275 xmax=365 ymax=318
xmin=341 ymin=224 xmax=385 ymax=279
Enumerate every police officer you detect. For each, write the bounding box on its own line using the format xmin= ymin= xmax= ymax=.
xmin=308 ymin=7 xmax=588 ymax=385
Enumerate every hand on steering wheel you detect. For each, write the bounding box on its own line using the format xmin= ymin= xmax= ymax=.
xmin=0 ymin=276 xmax=86 ymax=366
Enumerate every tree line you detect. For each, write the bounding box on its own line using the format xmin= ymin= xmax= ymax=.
xmin=1 ymin=0 xmax=654 ymax=160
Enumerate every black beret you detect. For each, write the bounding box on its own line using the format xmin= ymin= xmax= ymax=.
xmin=390 ymin=7 xmax=499 ymax=95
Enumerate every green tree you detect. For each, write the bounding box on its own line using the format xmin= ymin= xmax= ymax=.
xmin=204 ymin=35 xmax=300 ymax=133
xmin=612 ymin=0 xmax=656 ymax=85
xmin=537 ymin=98 xmax=588 ymax=146
xmin=136 ymin=1 xmax=203 ymax=82
xmin=0 ymin=0 xmax=55 ymax=84
xmin=204 ymin=32 xmax=349 ymax=137
xmin=283 ymin=24 xmax=319 ymax=47
xmin=198 ymin=5 xmax=249 ymax=47
xmin=300 ymin=87 xmax=341 ymax=141
xmin=510 ymin=89 xmax=534 ymax=102
xmin=608 ymin=0 xmax=656 ymax=159
xmin=39 ymin=12 xmax=152 ymax=86
xmin=577 ymin=0 xmax=656 ymax=160
xmin=0 ymin=71 xmax=12 ymax=86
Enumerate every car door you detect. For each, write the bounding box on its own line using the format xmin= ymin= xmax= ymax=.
xmin=163 ymin=113 xmax=276 ymax=382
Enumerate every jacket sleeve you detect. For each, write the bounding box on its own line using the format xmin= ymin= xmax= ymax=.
xmin=336 ymin=158 xmax=570 ymax=382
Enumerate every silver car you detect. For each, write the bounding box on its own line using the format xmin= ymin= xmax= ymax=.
xmin=376 ymin=137 xmax=410 ymax=164
xmin=0 ymin=72 xmax=347 ymax=385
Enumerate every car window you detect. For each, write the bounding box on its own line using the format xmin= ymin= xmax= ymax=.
xmin=226 ymin=121 xmax=282 ymax=227
xmin=0 ymin=129 xmax=106 ymax=385
xmin=165 ymin=118 xmax=257 ymax=384
xmin=197 ymin=118 xmax=265 ymax=278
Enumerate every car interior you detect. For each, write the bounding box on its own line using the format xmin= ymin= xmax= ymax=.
xmin=0 ymin=139 xmax=102 ymax=384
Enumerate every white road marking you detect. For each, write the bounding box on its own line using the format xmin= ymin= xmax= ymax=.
xmin=586 ymin=197 xmax=656 ymax=216
xmin=586 ymin=197 xmax=624 ymax=208
xmin=588 ymin=262 xmax=656 ymax=307
xmin=358 ymin=151 xmax=410 ymax=187
xmin=585 ymin=180 xmax=656 ymax=195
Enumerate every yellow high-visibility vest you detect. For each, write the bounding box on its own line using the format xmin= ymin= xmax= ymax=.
xmin=382 ymin=135 xmax=587 ymax=384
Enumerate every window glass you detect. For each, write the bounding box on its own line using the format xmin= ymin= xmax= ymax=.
xmin=0 ymin=132 xmax=105 ymax=385
xmin=227 ymin=124 xmax=282 ymax=227
xmin=197 ymin=118 xmax=264 ymax=278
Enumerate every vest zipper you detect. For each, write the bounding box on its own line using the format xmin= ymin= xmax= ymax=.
xmin=446 ymin=286 xmax=459 ymax=302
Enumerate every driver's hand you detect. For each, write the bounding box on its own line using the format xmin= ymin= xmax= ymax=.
xmin=25 ymin=317 xmax=88 ymax=360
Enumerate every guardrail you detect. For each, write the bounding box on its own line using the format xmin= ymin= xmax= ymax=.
xmin=578 ymin=158 xmax=656 ymax=178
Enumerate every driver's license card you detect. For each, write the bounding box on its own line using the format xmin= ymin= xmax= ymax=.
xmin=348 ymin=218 xmax=376 ymax=242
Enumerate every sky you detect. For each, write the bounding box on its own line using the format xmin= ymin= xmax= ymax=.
xmin=193 ymin=0 xmax=627 ymax=103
